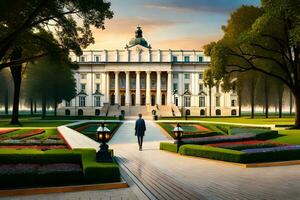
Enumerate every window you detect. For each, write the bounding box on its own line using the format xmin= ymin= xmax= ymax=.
xmin=216 ymin=85 xmax=220 ymax=93
xmin=216 ymin=109 xmax=221 ymax=116
xmin=231 ymin=109 xmax=237 ymax=116
xmin=184 ymin=96 xmax=191 ymax=107
xmin=184 ymin=83 xmax=190 ymax=91
xmin=94 ymin=55 xmax=100 ymax=62
xmin=199 ymin=73 xmax=203 ymax=79
xmin=65 ymin=109 xmax=70 ymax=116
xmin=216 ymin=96 xmax=220 ymax=107
xmin=198 ymin=56 xmax=203 ymax=62
xmin=141 ymin=77 xmax=145 ymax=89
xmin=65 ymin=101 xmax=71 ymax=107
xmin=173 ymin=73 xmax=178 ymax=79
xmin=184 ymin=56 xmax=190 ymax=62
xmin=94 ymin=96 xmax=101 ymax=107
xmin=79 ymin=96 xmax=86 ymax=107
xmin=231 ymin=99 xmax=236 ymax=107
xmin=184 ymin=73 xmax=190 ymax=79
xmin=95 ymin=83 xmax=100 ymax=92
xmin=199 ymin=96 xmax=205 ymax=107
xmin=172 ymin=56 xmax=178 ymax=62
xmin=199 ymin=84 xmax=204 ymax=93
xmin=173 ymin=83 xmax=178 ymax=91
xmin=80 ymin=56 xmax=85 ymax=62
xmin=80 ymin=73 xmax=87 ymax=79
xmin=95 ymin=73 xmax=100 ymax=79
xmin=81 ymin=83 xmax=86 ymax=92
xmin=232 ymin=83 xmax=237 ymax=93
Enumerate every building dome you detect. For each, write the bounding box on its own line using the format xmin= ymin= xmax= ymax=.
xmin=127 ymin=26 xmax=151 ymax=48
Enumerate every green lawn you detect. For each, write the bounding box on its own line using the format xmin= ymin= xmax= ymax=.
xmin=161 ymin=117 xmax=295 ymax=126
xmin=0 ymin=120 xmax=76 ymax=127
xmin=271 ymin=129 xmax=300 ymax=145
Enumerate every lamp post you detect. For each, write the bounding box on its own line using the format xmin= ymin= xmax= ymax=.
xmin=173 ymin=123 xmax=183 ymax=153
xmin=96 ymin=122 xmax=113 ymax=162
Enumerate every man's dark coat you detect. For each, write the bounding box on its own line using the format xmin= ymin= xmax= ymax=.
xmin=135 ymin=118 xmax=146 ymax=136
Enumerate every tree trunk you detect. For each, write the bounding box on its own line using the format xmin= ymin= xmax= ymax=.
xmin=209 ymin=87 xmax=212 ymax=117
xmin=290 ymin=90 xmax=293 ymax=115
xmin=295 ymin=93 xmax=300 ymax=128
xmin=30 ymin=99 xmax=33 ymax=115
xmin=278 ymin=85 xmax=283 ymax=118
xmin=41 ymin=94 xmax=46 ymax=119
xmin=54 ymin=98 xmax=57 ymax=117
xmin=34 ymin=99 xmax=37 ymax=113
xmin=4 ymin=89 xmax=8 ymax=115
xmin=264 ymin=78 xmax=269 ymax=118
xmin=250 ymin=79 xmax=255 ymax=119
xmin=9 ymin=48 xmax=22 ymax=125
xmin=238 ymin=94 xmax=242 ymax=117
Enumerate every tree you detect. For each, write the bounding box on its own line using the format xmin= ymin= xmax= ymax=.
xmin=24 ymin=56 xmax=76 ymax=119
xmin=0 ymin=0 xmax=113 ymax=124
xmin=204 ymin=1 xmax=300 ymax=128
xmin=0 ymin=69 xmax=12 ymax=114
xmin=203 ymin=69 xmax=218 ymax=117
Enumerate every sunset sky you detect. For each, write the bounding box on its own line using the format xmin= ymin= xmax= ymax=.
xmin=87 ymin=0 xmax=260 ymax=50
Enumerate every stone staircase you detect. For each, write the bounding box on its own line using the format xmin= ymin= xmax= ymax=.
xmin=100 ymin=103 xmax=109 ymax=116
xmin=156 ymin=105 xmax=173 ymax=117
xmin=170 ymin=104 xmax=181 ymax=117
xmin=108 ymin=104 xmax=121 ymax=116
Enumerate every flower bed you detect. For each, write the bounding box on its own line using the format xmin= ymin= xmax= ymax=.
xmin=242 ymin=145 xmax=300 ymax=153
xmin=0 ymin=129 xmax=19 ymax=135
xmin=207 ymin=140 xmax=264 ymax=147
xmin=11 ymin=129 xmax=45 ymax=139
xmin=0 ymin=145 xmax=66 ymax=150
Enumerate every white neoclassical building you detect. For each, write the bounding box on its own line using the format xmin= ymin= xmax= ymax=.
xmin=58 ymin=27 xmax=239 ymax=117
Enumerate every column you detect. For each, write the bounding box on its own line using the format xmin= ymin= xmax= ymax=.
xmin=167 ymin=71 xmax=172 ymax=104
xmin=178 ymin=72 xmax=183 ymax=107
xmin=106 ymin=72 xmax=110 ymax=103
xmin=156 ymin=71 xmax=161 ymax=105
xmin=136 ymin=71 xmax=141 ymax=105
xmin=125 ymin=71 xmax=130 ymax=106
xmin=114 ymin=71 xmax=119 ymax=105
xmin=146 ymin=71 xmax=151 ymax=105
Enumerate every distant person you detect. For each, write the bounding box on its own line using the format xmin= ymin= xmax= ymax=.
xmin=135 ymin=113 xmax=146 ymax=151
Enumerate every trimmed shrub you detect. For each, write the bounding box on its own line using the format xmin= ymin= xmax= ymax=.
xmin=76 ymin=149 xmax=120 ymax=183
xmin=160 ymin=142 xmax=178 ymax=153
xmin=179 ymin=145 xmax=244 ymax=163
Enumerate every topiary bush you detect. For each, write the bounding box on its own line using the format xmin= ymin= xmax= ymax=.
xmin=179 ymin=145 xmax=244 ymax=163
xmin=160 ymin=142 xmax=178 ymax=153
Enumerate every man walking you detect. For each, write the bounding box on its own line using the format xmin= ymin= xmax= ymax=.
xmin=135 ymin=113 xmax=146 ymax=151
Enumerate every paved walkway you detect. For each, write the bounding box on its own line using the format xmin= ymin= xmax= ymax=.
xmin=110 ymin=120 xmax=300 ymax=200
xmin=3 ymin=120 xmax=300 ymax=200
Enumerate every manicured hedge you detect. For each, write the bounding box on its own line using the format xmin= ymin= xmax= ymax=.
xmin=242 ymin=149 xmax=300 ymax=163
xmin=178 ymin=145 xmax=244 ymax=163
xmin=159 ymin=142 xmax=178 ymax=153
xmin=0 ymin=148 xmax=120 ymax=187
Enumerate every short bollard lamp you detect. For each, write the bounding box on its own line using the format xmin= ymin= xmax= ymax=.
xmin=173 ymin=123 xmax=183 ymax=153
xmin=96 ymin=123 xmax=113 ymax=162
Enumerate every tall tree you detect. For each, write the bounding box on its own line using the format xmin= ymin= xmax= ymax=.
xmin=0 ymin=69 xmax=12 ymax=114
xmin=203 ymin=69 xmax=218 ymax=117
xmin=0 ymin=0 xmax=113 ymax=124
xmin=24 ymin=56 xmax=76 ymax=119
xmin=204 ymin=1 xmax=300 ymax=128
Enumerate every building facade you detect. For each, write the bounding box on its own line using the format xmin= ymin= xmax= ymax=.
xmin=58 ymin=27 xmax=239 ymax=117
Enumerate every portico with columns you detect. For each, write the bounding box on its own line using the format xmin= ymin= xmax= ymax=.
xmin=58 ymin=26 xmax=239 ymax=117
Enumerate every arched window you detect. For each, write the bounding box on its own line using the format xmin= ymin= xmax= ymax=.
xmin=231 ymin=109 xmax=237 ymax=116
xmin=65 ymin=109 xmax=70 ymax=116
xmin=78 ymin=109 xmax=83 ymax=116
xmin=216 ymin=109 xmax=221 ymax=116
xmin=185 ymin=109 xmax=191 ymax=116
xmin=200 ymin=109 xmax=205 ymax=116
xmin=95 ymin=109 xmax=100 ymax=116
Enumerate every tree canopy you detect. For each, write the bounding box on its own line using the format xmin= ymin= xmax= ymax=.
xmin=204 ymin=0 xmax=300 ymax=127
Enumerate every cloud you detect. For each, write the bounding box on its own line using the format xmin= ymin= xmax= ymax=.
xmin=157 ymin=35 xmax=221 ymax=50
xmin=144 ymin=0 xmax=260 ymax=14
xmin=87 ymin=17 xmax=189 ymax=49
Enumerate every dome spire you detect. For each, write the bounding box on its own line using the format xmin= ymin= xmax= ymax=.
xmin=135 ymin=26 xmax=143 ymax=38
